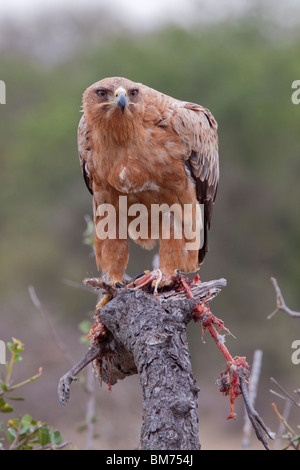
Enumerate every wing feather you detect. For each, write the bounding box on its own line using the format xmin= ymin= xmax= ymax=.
xmin=170 ymin=101 xmax=219 ymax=263
xmin=78 ymin=114 xmax=93 ymax=195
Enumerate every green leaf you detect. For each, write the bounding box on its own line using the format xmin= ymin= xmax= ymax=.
xmin=76 ymin=424 xmax=87 ymax=434
xmin=38 ymin=426 xmax=51 ymax=446
xmin=6 ymin=427 xmax=17 ymax=443
xmin=23 ymin=444 xmax=34 ymax=450
xmin=13 ymin=353 xmax=23 ymax=363
xmin=11 ymin=338 xmax=24 ymax=352
xmin=0 ymin=398 xmax=7 ymax=408
xmin=0 ymin=403 xmax=14 ymax=413
xmin=50 ymin=429 xmax=63 ymax=446
xmin=20 ymin=414 xmax=32 ymax=428
xmin=6 ymin=342 xmax=13 ymax=353
xmin=78 ymin=320 xmax=92 ymax=335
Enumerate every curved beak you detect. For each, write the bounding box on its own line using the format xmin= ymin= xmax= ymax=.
xmin=114 ymin=87 xmax=128 ymax=115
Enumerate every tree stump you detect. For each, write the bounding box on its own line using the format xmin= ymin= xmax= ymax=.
xmin=84 ymin=278 xmax=226 ymax=450
xmin=58 ymin=276 xmax=274 ymax=450
xmin=98 ymin=289 xmax=200 ymax=449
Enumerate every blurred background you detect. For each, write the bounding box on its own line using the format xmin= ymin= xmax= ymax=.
xmin=1 ymin=0 xmax=300 ymax=450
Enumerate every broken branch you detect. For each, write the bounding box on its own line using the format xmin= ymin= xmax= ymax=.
xmin=268 ymin=277 xmax=300 ymax=320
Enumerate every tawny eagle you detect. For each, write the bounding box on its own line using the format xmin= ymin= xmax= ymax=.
xmin=78 ymin=77 xmax=219 ymax=286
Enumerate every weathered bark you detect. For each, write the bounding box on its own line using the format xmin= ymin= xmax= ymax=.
xmin=87 ymin=279 xmax=226 ymax=450
xmin=98 ymin=289 xmax=199 ymax=450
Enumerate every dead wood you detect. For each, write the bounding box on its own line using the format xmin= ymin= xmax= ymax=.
xmin=58 ymin=276 xmax=273 ymax=450
xmin=58 ymin=278 xmax=225 ymax=450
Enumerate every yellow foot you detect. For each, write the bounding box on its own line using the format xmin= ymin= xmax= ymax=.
xmin=96 ymin=294 xmax=112 ymax=310
xmin=95 ymin=280 xmax=124 ymax=310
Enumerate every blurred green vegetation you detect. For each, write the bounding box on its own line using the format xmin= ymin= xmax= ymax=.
xmin=1 ymin=6 xmax=300 ymax=447
xmin=0 ymin=337 xmax=66 ymax=450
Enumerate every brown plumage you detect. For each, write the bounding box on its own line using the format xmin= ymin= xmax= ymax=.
xmin=78 ymin=77 xmax=219 ymax=283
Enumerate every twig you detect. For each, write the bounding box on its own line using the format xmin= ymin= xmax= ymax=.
xmin=268 ymin=277 xmax=300 ymax=319
xmin=270 ymin=377 xmax=300 ymax=408
xmin=38 ymin=441 xmax=71 ymax=450
xmin=272 ymin=401 xmax=300 ymax=450
xmin=240 ymin=375 xmax=275 ymax=450
xmin=160 ymin=278 xmax=227 ymax=304
xmin=271 ymin=402 xmax=296 ymax=437
xmin=242 ymin=350 xmax=263 ymax=450
xmin=62 ymin=278 xmax=97 ymax=293
xmin=84 ymin=363 xmax=97 ymax=450
xmin=6 ymin=367 xmax=43 ymax=393
xmin=270 ymin=377 xmax=300 ymax=450
xmin=272 ymin=399 xmax=293 ymax=450
xmin=28 ymin=285 xmax=74 ymax=366
xmin=270 ymin=390 xmax=291 ymax=401
xmin=178 ymin=275 xmax=247 ymax=420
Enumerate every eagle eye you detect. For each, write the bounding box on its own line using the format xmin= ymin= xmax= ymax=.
xmin=96 ymin=89 xmax=107 ymax=98
xmin=129 ymin=89 xmax=139 ymax=98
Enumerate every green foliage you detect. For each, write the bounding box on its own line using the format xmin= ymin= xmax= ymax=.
xmin=282 ymin=433 xmax=300 ymax=451
xmin=5 ymin=415 xmax=63 ymax=451
xmin=78 ymin=319 xmax=93 ymax=346
xmin=0 ymin=338 xmax=67 ymax=450
xmin=82 ymin=215 xmax=95 ymax=249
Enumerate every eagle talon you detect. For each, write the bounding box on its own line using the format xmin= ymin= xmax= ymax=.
xmin=96 ymin=294 xmax=112 ymax=310
xmin=114 ymin=281 xmax=124 ymax=288
xmin=149 ymin=284 xmax=156 ymax=295
xmin=134 ymin=270 xmax=150 ymax=280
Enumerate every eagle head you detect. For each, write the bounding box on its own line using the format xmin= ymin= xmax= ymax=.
xmin=82 ymin=77 xmax=144 ymax=141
